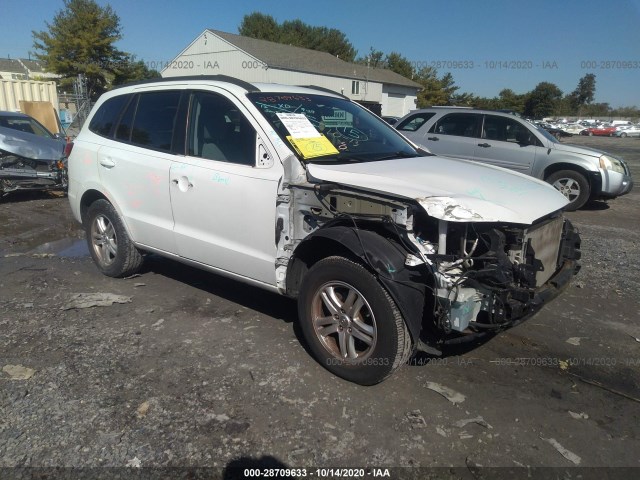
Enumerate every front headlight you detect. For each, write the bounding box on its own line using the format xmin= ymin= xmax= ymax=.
xmin=599 ymin=155 xmax=625 ymax=174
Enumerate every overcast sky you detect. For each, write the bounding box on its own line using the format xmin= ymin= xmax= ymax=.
xmin=2 ymin=0 xmax=639 ymax=107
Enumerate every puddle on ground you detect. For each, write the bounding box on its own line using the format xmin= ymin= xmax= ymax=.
xmin=28 ymin=237 xmax=89 ymax=258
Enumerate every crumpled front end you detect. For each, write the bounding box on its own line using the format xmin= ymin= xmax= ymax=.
xmin=0 ymin=144 xmax=68 ymax=196
xmin=409 ymin=212 xmax=581 ymax=341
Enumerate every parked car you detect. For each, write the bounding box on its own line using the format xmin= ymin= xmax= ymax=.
xmin=381 ymin=115 xmax=400 ymax=125
xmin=560 ymin=123 xmax=588 ymax=135
xmin=544 ymin=126 xmax=573 ymax=140
xmin=395 ymin=108 xmax=633 ymax=210
xmin=615 ymin=125 xmax=640 ymax=137
xmin=581 ymin=125 xmax=617 ymax=136
xmin=68 ymin=77 xmax=582 ymax=385
xmin=0 ymin=111 xmax=70 ymax=197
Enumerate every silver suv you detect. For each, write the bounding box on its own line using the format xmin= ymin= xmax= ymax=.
xmin=68 ymin=76 xmax=581 ymax=384
xmin=396 ymin=107 xmax=633 ymax=210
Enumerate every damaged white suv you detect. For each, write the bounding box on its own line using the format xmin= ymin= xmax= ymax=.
xmin=68 ymin=76 xmax=581 ymax=385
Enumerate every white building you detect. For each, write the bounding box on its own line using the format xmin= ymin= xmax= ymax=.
xmin=161 ymin=29 xmax=421 ymax=117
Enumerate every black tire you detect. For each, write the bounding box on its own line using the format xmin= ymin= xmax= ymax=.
xmin=85 ymin=199 xmax=143 ymax=277
xmin=546 ymin=169 xmax=590 ymax=211
xmin=621 ymin=132 xmax=627 ymax=138
xmin=297 ymin=256 xmax=412 ymax=385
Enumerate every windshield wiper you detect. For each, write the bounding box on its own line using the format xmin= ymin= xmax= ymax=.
xmin=368 ymin=151 xmax=420 ymax=161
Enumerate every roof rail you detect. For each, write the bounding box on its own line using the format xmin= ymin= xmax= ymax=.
xmin=429 ymin=105 xmax=473 ymax=109
xmin=113 ymin=75 xmax=259 ymax=92
xmin=297 ymin=85 xmax=349 ymax=99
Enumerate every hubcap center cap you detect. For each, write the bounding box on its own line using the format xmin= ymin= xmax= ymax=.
xmin=339 ymin=314 xmax=351 ymax=327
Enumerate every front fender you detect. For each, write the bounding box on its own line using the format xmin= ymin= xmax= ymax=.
xmin=299 ymin=226 xmax=430 ymax=341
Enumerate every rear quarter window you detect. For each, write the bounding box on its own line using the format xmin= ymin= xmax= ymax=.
xmin=88 ymin=95 xmax=130 ymax=137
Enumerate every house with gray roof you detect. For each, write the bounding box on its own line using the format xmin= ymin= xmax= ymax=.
xmin=0 ymin=57 xmax=59 ymax=80
xmin=0 ymin=58 xmax=27 ymax=80
xmin=161 ymin=29 xmax=421 ymax=116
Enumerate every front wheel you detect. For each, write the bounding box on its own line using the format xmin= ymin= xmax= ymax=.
xmin=546 ymin=169 xmax=590 ymax=211
xmin=621 ymin=132 xmax=627 ymax=138
xmin=297 ymin=256 xmax=412 ymax=385
xmin=85 ymin=199 xmax=143 ymax=277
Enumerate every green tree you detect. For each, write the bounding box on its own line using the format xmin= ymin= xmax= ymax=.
xmin=567 ymin=73 xmax=596 ymax=115
xmin=238 ymin=13 xmax=357 ymax=61
xmin=523 ymin=82 xmax=563 ymax=118
xmin=238 ymin=12 xmax=280 ymax=42
xmin=384 ymin=52 xmax=414 ymax=79
xmin=414 ymin=67 xmax=465 ymax=107
xmin=356 ymin=47 xmax=385 ymax=68
xmin=496 ymin=88 xmax=527 ymax=113
xmin=582 ymin=102 xmax=611 ymax=117
xmin=112 ymin=55 xmax=160 ymax=86
xmin=570 ymin=73 xmax=597 ymax=106
xmin=32 ymin=0 xmax=125 ymax=99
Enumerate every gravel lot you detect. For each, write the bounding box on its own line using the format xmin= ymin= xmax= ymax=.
xmin=1 ymin=135 xmax=639 ymax=478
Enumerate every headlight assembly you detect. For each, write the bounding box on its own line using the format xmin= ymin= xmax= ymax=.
xmin=599 ymin=155 xmax=625 ymax=174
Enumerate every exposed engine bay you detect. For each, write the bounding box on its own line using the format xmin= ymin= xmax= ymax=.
xmin=283 ymin=182 xmax=581 ymax=350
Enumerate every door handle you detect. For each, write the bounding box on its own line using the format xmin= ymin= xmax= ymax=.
xmin=172 ymin=177 xmax=193 ymax=190
xmin=99 ymin=157 xmax=115 ymax=168
xmin=427 ymin=136 xmax=439 ymax=141
xmin=477 ymin=143 xmax=491 ymax=148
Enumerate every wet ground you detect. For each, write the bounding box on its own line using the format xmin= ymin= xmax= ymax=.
xmin=1 ymin=136 xmax=639 ymax=478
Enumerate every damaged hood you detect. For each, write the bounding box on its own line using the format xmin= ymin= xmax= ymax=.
xmin=0 ymin=126 xmax=65 ymax=161
xmin=307 ymin=156 xmax=568 ymax=224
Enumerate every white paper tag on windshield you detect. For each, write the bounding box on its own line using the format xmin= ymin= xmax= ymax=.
xmin=276 ymin=113 xmax=321 ymax=138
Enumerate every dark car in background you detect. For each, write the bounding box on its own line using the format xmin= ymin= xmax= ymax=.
xmin=0 ymin=111 xmax=70 ymax=197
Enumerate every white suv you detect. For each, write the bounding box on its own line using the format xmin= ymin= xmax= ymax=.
xmin=68 ymin=76 xmax=581 ymax=384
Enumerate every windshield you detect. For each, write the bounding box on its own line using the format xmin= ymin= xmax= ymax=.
xmin=527 ymin=120 xmax=558 ymax=143
xmin=0 ymin=115 xmax=54 ymax=138
xmin=248 ymin=92 xmax=420 ymax=163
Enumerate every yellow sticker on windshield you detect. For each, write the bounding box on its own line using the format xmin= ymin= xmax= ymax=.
xmin=286 ymin=135 xmax=339 ymax=159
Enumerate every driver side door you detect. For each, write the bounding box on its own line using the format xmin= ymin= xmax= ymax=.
xmin=169 ymin=90 xmax=282 ymax=286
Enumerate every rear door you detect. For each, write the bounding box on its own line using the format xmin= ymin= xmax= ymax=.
xmin=169 ymin=89 xmax=282 ymax=286
xmin=473 ymin=114 xmax=540 ymax=174
xmin=422 ymin=112 xmax=482 ymax=160
xmin=96 ymin=90 xmax=182 ymax=253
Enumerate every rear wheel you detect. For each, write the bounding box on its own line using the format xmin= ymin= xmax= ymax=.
xmin=298 ymin=256 xmax=412 ymax=385
xmin=621 ymin=132 xmax=627 ymax=138
xmin=546 ymin=169 xmax=590 ymax=211
xmin=85 ymin=199 xmax=143 ymax=277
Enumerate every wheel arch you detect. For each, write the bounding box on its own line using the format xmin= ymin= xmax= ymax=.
xmin=287 ymin=224 xmax=429 ymax=342
xmin=543 ymin=162 xmax=602 ymax=198
xmin=79 ymin=189 xmax=109 ymax=224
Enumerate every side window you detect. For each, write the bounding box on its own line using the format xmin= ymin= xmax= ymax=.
xmin=88 ymin=95 xmax=130 ymax=137
xmin=188 ymin=91 xmax=256 ymax=166
xmin=115 ymin=95 xmax=137 ymax=142
xmin=127 ymin=91 xmax=181 ymax=151
xmin=483 ymin=115 xmax=533 ymax=144
xmin=428 ymin=113 xmax=481 ymax=137
xmin=396 ymin=112 xmax=436 ymax=132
